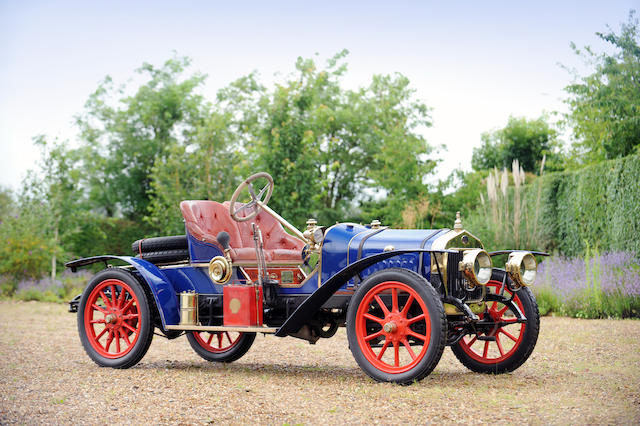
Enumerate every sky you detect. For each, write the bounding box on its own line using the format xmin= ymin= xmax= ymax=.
xmin=0 ymin=1 xmax=637 ymax=192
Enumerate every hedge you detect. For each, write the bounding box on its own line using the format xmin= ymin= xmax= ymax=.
xmin=530 ymin=154 xmax=640 ymax=257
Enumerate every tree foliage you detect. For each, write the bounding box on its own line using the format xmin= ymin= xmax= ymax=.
xmin=76 ymin=57 xmax=207 ymax=218
xmin=221 ymin=51 xmax=436 ymax=227
xmin=564 ymin=10 xmax=640 ymax=163
xmin=472 ymin=116 xmax=561 ymax=173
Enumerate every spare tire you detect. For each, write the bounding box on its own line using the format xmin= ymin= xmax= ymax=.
xmin=132 ymin=235 xmax=188 ymax=255
xmin=136 ymin=249 xmax=189 ymax=265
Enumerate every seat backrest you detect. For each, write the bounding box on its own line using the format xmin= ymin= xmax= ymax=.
xmin=180 ymin=200 xmax=242 ymax=249
xmin=222 ymin=202 xmax=305 ymax=252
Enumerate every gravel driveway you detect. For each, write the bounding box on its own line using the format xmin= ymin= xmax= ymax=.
xmin=1 ymin=301 xmax=639 ymax=424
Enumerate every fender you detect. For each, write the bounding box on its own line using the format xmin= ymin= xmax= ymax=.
xmin=65 ymin=256 xmax=180 ymax=328
xmin=276 ymin=248 xmax=456 ymax=337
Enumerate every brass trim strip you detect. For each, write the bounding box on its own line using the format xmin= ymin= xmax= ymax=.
xmin=166 ymin=324 xmax=277 ymax=333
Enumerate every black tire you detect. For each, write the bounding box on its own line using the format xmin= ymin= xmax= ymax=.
xmin=131 ymin=235 xmax=188 ymax=255
xmin=77 ymin=268 xmax=154 ymax=368
xmin=137 ymin=249 xmax=189 ymax=264
xmin=187 ymin=331 xmax=256 ymax=362
xmin=450 ymin=269 xmax=540 ymax=374
xmin=347 ymin=268 xmax=446 ymax=385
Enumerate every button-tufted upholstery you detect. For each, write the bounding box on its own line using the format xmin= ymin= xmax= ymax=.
xmin=180 ymin=200 xmax=305 ymax=263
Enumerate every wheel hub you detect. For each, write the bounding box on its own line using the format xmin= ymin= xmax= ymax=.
xmin=105 ymin=313 xmax=117 ymax=324
xmin=383 ymin=322 xmax=397 ymax=333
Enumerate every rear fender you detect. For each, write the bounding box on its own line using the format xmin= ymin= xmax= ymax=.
xmin=65 ymin=256 xmax=180 ymax=328
xmin=276 ymin=249 xmax=455 ymax=337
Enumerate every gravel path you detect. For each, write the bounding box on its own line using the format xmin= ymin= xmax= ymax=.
xmin=0 ymin=301 xmax=639 ymax=424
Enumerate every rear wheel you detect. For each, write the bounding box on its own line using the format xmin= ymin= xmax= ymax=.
xmin=451 ymin=269 xmax=539 ymax=373
xmin=347 ymin=268 xmax=446 ymax=384
xmin=187 ymin=331 xmax=256 ymax=362
xmin=77 ymin=269 xmax=154 ymax=368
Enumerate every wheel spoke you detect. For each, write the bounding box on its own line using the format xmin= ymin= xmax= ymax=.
xmin=495 ymin=334 xmax=505 ymax=356
xmin=224 ymin=332 xmax=232 ymax=345
xmin=121 ymin=313 xmax=139 ymax=320
xmin=482 ymin=341 xmax=489 ymax=358
xmin=235 ymin=200 xmax=256 ymax=215
xmin=206 ymin=333 xmax=214 ymax=345
xmin=467 ymin=335 xmax=477 ymax=347
xmin=402 ymin=338 xmax=417 ymax=361
xmin=257 ymin=184 xmax=269 ymax=202
xmin=121 ymin=330 xmax=131 ymax=346
xmin=500 ymin=328 xmax=518 ymax=342
xmin=217 ymin=333 xmax=223 ymax=348
xmin=394 ymin=342 xmax=400 ymax=367
xmin=363 ymin=313 xmax=385 ymax=325
xmin=502 ymin=318 xmax=518 ymax=324
xmin=122 ymin=322 xmax=137 ymax=334
xmin=115 ymin=330 xmax=121 ymax=353
xmin=400 ymin=295 xmax=415 ymax=317
xmin=99 ymin=291 xmax=111 ymax=308
xmin=391 ymin=288 xmax=398 ymax=313
xmin=105 ymin=330 xmax=114 ymax=352
xmin=110 ymin=285 xmax=117 ymax=308
xmin=497 ymin=305 xmax=509 ymax=316
xmin=95 ymin=327 xmax=108 ymax=341
xmin=247 ymin=182 xmax=257 ymax=201
xmin=407 ymin=329 xmax=426 ymax=342
xmin=116 ymin=288 xmax=125 ymax=308
xmin=407 ymin=313 xmax=425 ymax=325
xmin=90 ymin=319 xmax=106 ymax=324
xmin=377 ymin=340 xmax=390 ymax=360
xmin=121 ymin=298 xmax=134 ymax=314
xmin=365 ymin=330 xmax=384 ymax=342
xmin=374 ymin=295 xmax=390 ymax=316
xmin=91 ymin=304 xmax=108 ymax=315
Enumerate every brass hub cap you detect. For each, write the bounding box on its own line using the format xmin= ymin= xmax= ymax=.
xmin=383 ymin=322 xmax=397 ymax=333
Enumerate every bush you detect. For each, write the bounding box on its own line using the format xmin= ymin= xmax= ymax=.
xmin=534 ymin=249 xmax=640 ymax=318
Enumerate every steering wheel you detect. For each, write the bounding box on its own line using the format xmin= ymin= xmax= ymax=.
xmin=229 ymin=172 xmax=274 ymax=222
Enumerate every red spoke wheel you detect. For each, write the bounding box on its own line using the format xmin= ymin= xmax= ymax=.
xmin=187 ymin=330 xmax=256 ymax=363
xmin=347 ymin=268 xmax=446 ymax=384
xmin=77 ymin=269 xmax=153 ymax=368
xmin=451 ymin=269 xmax=540 ymax=374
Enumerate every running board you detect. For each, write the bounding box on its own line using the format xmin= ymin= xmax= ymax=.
xmin=165 ymin=324 xmax=277 ymax=333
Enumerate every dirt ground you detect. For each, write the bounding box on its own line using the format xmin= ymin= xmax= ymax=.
xmin=0 ymin=300 xmax=638 ymax=425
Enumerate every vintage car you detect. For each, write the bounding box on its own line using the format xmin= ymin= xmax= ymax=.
xmin=67 ymin=172 xmax=545 ymax=384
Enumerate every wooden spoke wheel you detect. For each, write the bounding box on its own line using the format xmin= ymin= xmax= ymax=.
xmin=451 ymin=269 xmax=540 ymax=374
xmin=187 ymin=331 xmax=256 ymax=363
xmin=347 ymin=268 xmax=446 ymax=384
xmin=78 ymin=269 xmax=153 ymax=368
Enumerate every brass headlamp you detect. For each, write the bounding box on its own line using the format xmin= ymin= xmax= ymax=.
xmin=505 ymin=251 xmax=537 ymax=290
xmin=458 ymin=249 xmax=492 ymax=287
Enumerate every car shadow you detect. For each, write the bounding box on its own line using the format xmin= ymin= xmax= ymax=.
xmin=134 ymin=359 xmax=487 ymax=384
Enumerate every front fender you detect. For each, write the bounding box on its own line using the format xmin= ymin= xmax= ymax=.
xmin=276 ymin=248 xmax=455 ymax=337
xmin=65 ymin=256 xmax=179 ymax=329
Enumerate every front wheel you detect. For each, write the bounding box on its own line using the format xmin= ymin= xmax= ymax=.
xmin=77 ymin=269 xmax=154 ymax=368
xmin=451 ymin=269 xmax=540 ymax=374
xmin=347 ymin=268 xmax=446 ymax=384
xmin=187 ymin=331 xmax=256 ymax=362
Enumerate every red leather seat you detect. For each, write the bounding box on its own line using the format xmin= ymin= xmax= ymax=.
xmin=180 ymin=200 xmax=305 ymax=263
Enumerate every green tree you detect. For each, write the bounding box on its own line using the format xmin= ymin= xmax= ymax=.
xmin=564 ymin=10 xmax=640 ymax=163
xmin=76 ymin=56 xmax=207 ymax=218
xmin=472 ymin=116 xmax=561 ymax=173
xmin=146 ymin=111 xmax=243 ymax=234
xmin=220 ymin=51 xmax=436 ymax=227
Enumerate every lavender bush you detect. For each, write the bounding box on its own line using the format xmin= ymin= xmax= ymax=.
xmin=12 ymin=270 xmax=90 ymax=303
xmin=535 ymin=249 xmax=640 ymax=318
